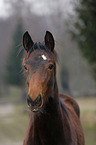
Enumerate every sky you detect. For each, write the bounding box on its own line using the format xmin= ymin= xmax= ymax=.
xmin=0 ymin=0 xmax=8 ymax=17
xmin=0 ymin=0 xmax=73 ymax=18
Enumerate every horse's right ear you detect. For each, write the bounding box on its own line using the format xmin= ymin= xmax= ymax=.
xmin=23 ymin=31 xmax=34 ymax=52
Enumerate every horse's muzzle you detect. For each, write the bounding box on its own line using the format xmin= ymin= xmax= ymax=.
xmin=27 ymin=94 xmax=42 ymax=112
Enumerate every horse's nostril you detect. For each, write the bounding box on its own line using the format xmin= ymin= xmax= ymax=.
xmin=27 ymin=95 xmax=32 ymax=106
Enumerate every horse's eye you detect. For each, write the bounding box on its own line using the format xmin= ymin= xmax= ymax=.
xmin=48 ymin=64 xmax=54 ymax=70
xmin=24 ymin=65 xmax=27 ymax=70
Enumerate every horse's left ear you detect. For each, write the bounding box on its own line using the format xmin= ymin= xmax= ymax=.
xmin=44 ymin=31 xmax=55 ymax=52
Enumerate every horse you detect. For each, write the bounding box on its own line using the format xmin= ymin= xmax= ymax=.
xmin=22 ymin=31 xmax=85 ymax=145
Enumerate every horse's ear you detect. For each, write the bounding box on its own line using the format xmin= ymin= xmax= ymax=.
xmin=44 ymin=31 xmax=55 ymax=52
xmin=23 ymin=31 xmax=34 ymax=52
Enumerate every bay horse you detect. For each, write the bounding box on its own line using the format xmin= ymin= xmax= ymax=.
xmin=22 ymin=31 xmax=85 ymax=145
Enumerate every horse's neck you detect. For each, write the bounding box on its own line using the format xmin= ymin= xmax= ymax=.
xmin=32 ymin=99 xmax=64 ymax=145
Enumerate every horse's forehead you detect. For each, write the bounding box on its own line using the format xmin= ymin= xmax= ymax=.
xmin=31 ymin=50 xmax=48 ymax=58
xmin=28 ymin=49 xmax=55 ymax=63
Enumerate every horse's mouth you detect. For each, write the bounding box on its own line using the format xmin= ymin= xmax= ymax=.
xmin=32 ymin=108 xmax=39 ymax=112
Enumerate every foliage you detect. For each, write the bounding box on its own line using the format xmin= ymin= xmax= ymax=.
xmin=70 ymin=0 xmax=96 ymax=80
xmin=4 ymin=19 xmax=24 ymax=86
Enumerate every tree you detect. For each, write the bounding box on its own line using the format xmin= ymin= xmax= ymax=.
xmin=4 ymin=19 xmax=24 ymax=86
xmin=70 ymin=0 xmax=96 ymax=80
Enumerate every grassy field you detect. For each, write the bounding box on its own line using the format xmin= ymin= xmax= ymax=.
xmin=77 ymin=97 xmax=96 ymax=145
xmin=0 ymin=86 xmax=96 ymax=145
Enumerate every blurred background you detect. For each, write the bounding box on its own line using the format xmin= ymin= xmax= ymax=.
xmin=0 ymin=0 xmax=96 ymax=145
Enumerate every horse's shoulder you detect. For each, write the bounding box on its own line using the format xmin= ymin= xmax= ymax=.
xmin=60 ymin=94 xmax=80 ymax=118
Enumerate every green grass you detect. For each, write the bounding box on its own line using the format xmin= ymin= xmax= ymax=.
xmin=76 ymin=97 xmax=96 ymax=145
xmin=0 ymin=86 xmax=28 ymax=144
xmin=0 ymin=104 xmax=28 ymax=142
xmin=0 ymin=86 xmax=96 ymax=144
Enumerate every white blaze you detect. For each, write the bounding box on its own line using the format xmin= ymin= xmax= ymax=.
xmin=41 ymin=54 xmax=47 ymax=60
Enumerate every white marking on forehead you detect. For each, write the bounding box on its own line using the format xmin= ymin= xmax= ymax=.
xmin=41 ymin=54 xmax=47 ymax=60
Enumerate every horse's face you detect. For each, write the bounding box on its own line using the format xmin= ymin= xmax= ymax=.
xmin=22 ymin=31 xmax=56 ymax=112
